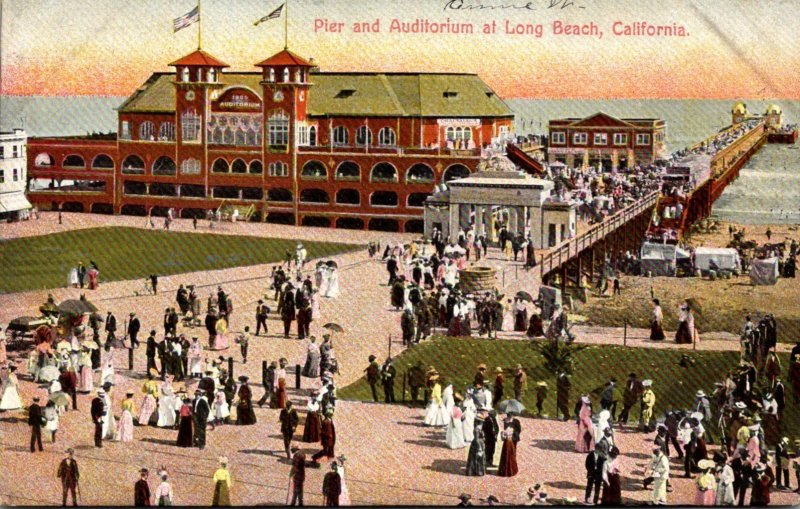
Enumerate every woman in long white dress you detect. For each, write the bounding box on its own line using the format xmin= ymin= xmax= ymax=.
xmin=316 ymin=266 xmax=329 ymax=296
xmin=101 ymin=358 xmax=116 ymax=387
xmin=0 ymin=365 xmax=23 ymax=411
xmin=442 ymin=384 xmax=455 ymax=418
xmin=462 ymin=395 xmax=477 ymax=443
xmin=310 ymin=290 xmax=321 ymax=321
xmin=68 ymin=267 xmax=79 ymax=288
xmin=445 ymin=396 xmax=467 ymax=449
xmin=324 ymin=268 xmax=340 ymax=298
xmin=157 ymin=377 xmax=179 ymax=428
xmin=423 ymin=377 xmax=447 ymax=427
xmin=101 ymin=388 xmax=116 ymax=440
xmin=188 ymin=338 xmax=203 ymax=377
xmin=595 ymin=409 xmax=612 ymax=443
xmin=337 ymin=457 xmax=351 ymax=506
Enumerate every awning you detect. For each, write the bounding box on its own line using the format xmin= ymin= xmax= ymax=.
xmin=0 ymin=192 xmax=33 ymax=213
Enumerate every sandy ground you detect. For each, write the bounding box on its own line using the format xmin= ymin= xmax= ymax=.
xmin=0 ymin=213 xmax=798 ymax=506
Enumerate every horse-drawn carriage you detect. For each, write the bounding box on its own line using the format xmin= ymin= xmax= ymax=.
xmin=5 ymin=316 xmax=57 ymax=351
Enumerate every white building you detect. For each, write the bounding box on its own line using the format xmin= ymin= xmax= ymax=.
xmin=0 ymin=128 xmax=32 ymax=219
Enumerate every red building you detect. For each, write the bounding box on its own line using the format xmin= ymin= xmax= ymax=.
xmin=26 ymin=48 xmax=513 ymax=233
xmin=547 ymin=112 xmax=666 ymax=170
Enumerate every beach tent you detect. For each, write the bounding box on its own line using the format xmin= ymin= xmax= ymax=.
xmin=749 ymin=257 xmax=779 ymax=286
xmin=640 ymin=242 xmax=689 ymax=276
xmin=694 ymin=247 xmax=741 ymax=272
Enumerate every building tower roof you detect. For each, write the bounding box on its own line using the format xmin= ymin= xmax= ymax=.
xmin=255 ymin=49 xmax=314 ymax=68
xmin=169 ymin=49 xmax=229 ymax=68
xmin=765 ymin=104 xmax=781 ymax=115
xmin=731 ymin=102 xmax=747 ymax=114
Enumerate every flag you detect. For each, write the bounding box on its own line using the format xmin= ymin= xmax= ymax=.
xmin=253 ymin=4 xmax=284 ymax=26
xmin=173 ymin=5 xmax=199 ymax=33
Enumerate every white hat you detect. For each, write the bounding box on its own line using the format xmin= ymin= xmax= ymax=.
xmin=642 ymin=379 xmax=653 ymax=387
xmin=696 ymin=390 xmax=706 ymax=398
xmin=691 ymin=412 xmax=704 ymax=421
xmin=734 ymin=401 xmax=747 ymax=410
xmin=598 ymin=410 xmax=611 ymax=421
xmin=581 ymin=395 xmax=591 ymax=404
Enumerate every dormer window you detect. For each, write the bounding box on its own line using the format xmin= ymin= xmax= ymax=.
xmin=282 ymin=68 xmax=290 ymax=82
xmin=208 ymin=68 xmax=216 ymax=82
xmin=335 ymin=89 xmax=356 ymax=99
xmin=443 ymin=91 xmax=458 ymax=98
xmin=182 ymin=67 xmax=190 ymax=83
xmin=269 ymin=68 xmax=275 ymax=82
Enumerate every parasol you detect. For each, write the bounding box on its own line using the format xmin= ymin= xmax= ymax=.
xmin=38 ymin=365 xmax=61 ymax=382
xmin=515 ymin=291 xmax=534 ymax=303
xmin=497 ymin=399 xmax=525 ymax=415
xmin=49 ymin=392 xmax=71 ymax=407
xmin=322 ymin=322 xmax=344 ymax=343
xmin=57 ymin=299 xmax=98 ymax=315
xmin=686 ymin=298 xmax=703 ymax=316
xmin=81 ymin=340 xmax=99 ymax=350
xmin=326 ymin=260 xmax=338 ymax=269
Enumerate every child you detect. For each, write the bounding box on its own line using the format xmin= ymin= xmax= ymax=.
xmin=211 ymin=390 xmax=230 ymax=427
xmin=44 ymin=400 xmax=59 ymax=442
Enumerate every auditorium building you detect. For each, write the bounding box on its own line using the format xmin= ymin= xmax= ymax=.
xmin=26 ymin=47 xmax=514 ymax=232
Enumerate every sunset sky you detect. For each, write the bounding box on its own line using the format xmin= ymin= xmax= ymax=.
xmin=1 ymin=0 xmax=798 ymax=99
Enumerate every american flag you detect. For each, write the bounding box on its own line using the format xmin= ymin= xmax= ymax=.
xmin=253 ymin=4 xmax=284 ymax=26
xmin=173 ymin=5 xmax=200 ymax=33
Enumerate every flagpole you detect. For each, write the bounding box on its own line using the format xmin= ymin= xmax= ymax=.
xmin=197 ymin=0 xmax=203 ymax=50
xmin=284 ymin=0 xmax=289 ymax=49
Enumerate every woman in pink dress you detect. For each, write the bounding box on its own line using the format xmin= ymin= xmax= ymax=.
xmin=213 ymin=317 xmax=229 ymax=351
xmin=87 ymin=267 xmax=99 ymax=290
xmin=117 ymin=391 xmax=135 ymax=442
xmin=693 ymin=460 xmax=717 ymax=506
xmin=0 ymin=335 xmax=7 ymax=365
xmin=78 ymin=348 xmax=94 ymax=393
xmin=575 ymin=395 xmax=595 ymax=453
xmin=311 ymin=290 xmax=321 ymax=323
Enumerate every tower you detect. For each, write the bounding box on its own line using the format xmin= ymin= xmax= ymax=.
xmin=731 ymin=102 xmax=747 ymax=126
xmin=765 ymin=104 xmax=782 ymax=130
xmin=169 ymin=50 xmax=228 ymax=193
xmin=255 ymin=49 xmax=315 ymax=224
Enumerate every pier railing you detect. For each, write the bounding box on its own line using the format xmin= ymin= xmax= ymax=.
xmin=540 ymin=191 xmax=659 ymax=278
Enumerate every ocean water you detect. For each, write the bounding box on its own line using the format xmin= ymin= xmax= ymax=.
xmin=2 ymin=96 xmax=798 ymax=223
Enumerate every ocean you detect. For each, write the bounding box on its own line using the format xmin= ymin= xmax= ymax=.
xmin=2 ymin=96 xmax=798 ymax=223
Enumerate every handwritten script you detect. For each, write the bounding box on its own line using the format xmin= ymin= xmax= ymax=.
xmin=443 ymin=0 xmax=586 ymax=11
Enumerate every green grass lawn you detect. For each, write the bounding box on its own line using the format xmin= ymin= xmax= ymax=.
xmin=0 ymin=227 xmax=361 ymax=293
xmin=339 ymin=336 xmax=799 ymax=446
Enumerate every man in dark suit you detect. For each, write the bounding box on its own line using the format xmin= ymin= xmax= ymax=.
xmin=556 ymin=372 xmax=572 ymax=421
xmin=198 ymin=372 xmax=216 ymax=399
xmin=386 ymin=256 xmax=399 ymax=285
xmin=57 ymin=448 xmax=80 ymax=506
xmin=281 ymin=284 xmax=296 ymax=338
xmin=584 ymin=449 xmax=605 ymax=505
xmin=128 ymin=312 xmax=141 ymax=348
xmin=322 ymin=462 xmax=342 ymax=506
xmin=145 ymin=331 xmax=157 ymax=375
xmin=90 ymin=390 xmax=106 ymax=448
xmin=381 ymin=357 xmax=397 ymax=403
xmin=482 ymin=410 xmax=500 ymax=467
xmin=255 ymin=300 xmax=269 ymax=336
xmin=295 ymin=289 xmax=311 ymax=339
xmin=618 ymin=372 xmax=641 ymax=426
xmin=77 ymin=262 xmax=87 ymax=289
xmin=28 ymin=396 xmax=44 ymax=453
xmin=156 ymin=337 xmax=168 ymax=380
xmin=59 ymin=366 xmax=79 ymax=411
xmin=134 ymin=468 xmax=151 ymax=506
xmin=288 ymin=446 xmax=306 ymax=506
xmin=105 ymin=311 xmax=117 ymax=347
xmin=193 ymin=390 xmax=210 ymax=449
xmin=280 ymin=401 xmax=299 ymax=459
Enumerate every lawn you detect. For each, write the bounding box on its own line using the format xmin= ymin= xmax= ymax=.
xmin=339 ymin=336 xmax=799 ymax=446
xmin=0 ymin=227 xmax=361 ymax=293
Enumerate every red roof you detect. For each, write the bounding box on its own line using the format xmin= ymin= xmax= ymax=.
xmin=169 ymin=50 xmax=229 ymax=68
xmin=255 ymin=49 xmax=314 ymax=67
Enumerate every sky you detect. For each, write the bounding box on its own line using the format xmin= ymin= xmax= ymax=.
xmin=1 ymin=0 xmax=799 ymax=99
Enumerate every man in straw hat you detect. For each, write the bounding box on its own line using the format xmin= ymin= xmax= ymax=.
xmin=364 ymin=355 xmax=380 ymax=402
xmin=28 ymin=395 xmax=45 ymax=453
xmin=466 ymin=410 xmax=487 ymax=477
xmin=750 ymin=463 xmax=774 ymax=506
xmin=646 ymin=444 xmax=670 ymax=505
xmin=513 ymin=364 xmax=527 ymax=401
xmin=134 ymin=467 xmax=151 ymax=507
xmin=193 ymin=389 xmax=210 ymax=450
xmin=407 ymin=361 xmax=426 ymax=408
xmin=90 ymin=389 xmax=106 ymax=448
xmin=640 ymin=379 xmax=656 ymax=432
xmin=775 ymin=436 xmax=791 ymax=491
xmin=57 ymin=448 xmax=80 ymax=506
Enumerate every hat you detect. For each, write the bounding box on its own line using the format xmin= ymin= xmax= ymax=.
xmin=486 ymin=495 xmax=500 ymax=503
xmin=713 ymin=451 xmax=727 ymax=463
xmin=734 ymin=401 xmax=747 ymax=410
xmin=219 ymin=456 xmax=229 ymax=465
xmin=581 ymin=395 xmax=591 ymax=404
xmin=33 ymin=396 xmax=40 ymax=401
xmin=516 ymin=364 xmax=523 ymax=370
xmin=368 ymin=355 xmax=376 ymax=362
xmin=628 ymin=372 xmax=637 ymax=378
xmin=755 ymin=463 xmax=767 ymax=472
xmin=458 ymin=494 xmax=471 ymax=501
xmin=536 ymin=381 xmax=547 ymax=387
xmin=527 ymin=486 xmax=538 ymax=497
xmin=129 ymin=312 xmax=135 ymax=316
xmin=477 ymin=363 xmax=487 ymax=370
xmin=140 ymin=468 xmax=149 ymax=474
xmin=239 ymin=376 xmax=249 ymax=382
xmin=291 ymin=445 xmax=300 ymax=453
xmin=696 ymin=390 xmax=706 ymax=398
xmin=495 ymin=367 xmax=504 ymax=373
xmin=642 ymin=379 xmax=652 ymax=387
xmin=126 ymin=391 xmax=134 ymax=396
xmin=698 ymin=459 xmax=715 ymax=470
xmin=691 ymin=412 xmax=704 ymax=421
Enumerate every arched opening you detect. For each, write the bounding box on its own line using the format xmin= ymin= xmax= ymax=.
xmin=35 ymin=153 xmax=55 ymax=167
xmin=138 ymin=121 xmax=155 ymax=141
xmin=370 ymin=191 xmax=398 ymax=207
xmin=61 ymin=202 xmax=85 ymax=213
xmin=335 ymin=189 xmax=360 ymax=205
xmin=378 ymin=127 xmax=396 ymax=146
xmin=121 ymin=204 xmax=147 ymax=216
xmin=149 ymin=183 xmax=177 ymax=196
xmin=335 ymin=161 xmax=360 ymax=181
xmin=404 ymin=220 xmax=424 ymax=233
xmin=241 ymin=188 xmax=264 ymax=201
xmin=299 ymin=188 xmax=329 ymax=204
xmin=301 ymin=216 xmax=331 ymax=228
xmin=123 ymin=181 xmax=147 ymax=195
xmin=368 ymin=218 xmax=399 ymax=232
xmin=231 ymin=159 xmax=247 ymax=174
xmin=406 ymin=163 xmax=435 ymax=183
xmin=150 ymin=206 xmax=170 ymax=217
xmin=91 ymin=154 xmax=115 ymax=169
xmin=249 ymin=160 xmax=263 ymax=174
xmin=152 ymin=156 xmax=176 ymax=176
xmin=308 ymin=126 xmax=317 ymax=146
xmin=266 ymin=212 xmax=295 ymax=225
xmin=443 ymin=164 xmax=471 ymax=182
xmin=267 ymin=188 xmax=293 ymax=202
xmin=122 ymin=155 xmax=145 ymax=174
xmin=370 ymin=162 xmax=398 ymax=182
xmin=407 ymin=192 xmax=431 ymax=208
xmin=213 ymin=186 xmax=239 ymax=199
xmin=212 ymin=159 xmax=230 ymax=173
xmin=159 ymin=122 xmax=176 ymax=141
xmin=63 ymin=155 xmax=85 ymax=168
xmin=181 ymin=184 xmax=206 ymax=198
xmin=336 ymin=217 xmax=364 ymax=230
xmin=180 ymin=208 xmax=207 ymax=219
xmin=91 ymin=203 xmax=114 ymax=215
xmin=301 ymin=160 xmax=327 ymax=179
xmin=355 ymin=126 xmax=372 ymax=146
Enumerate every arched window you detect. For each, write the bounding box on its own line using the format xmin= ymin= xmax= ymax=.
xmin=268 ymin=162 xmax=289 ymax=177
xmin=246 ymin=129 xmax=257 ymax=146
xmin=208 ymin=68 xmax=216 ymax=82
xmin=182 ymin=108 xmax=200 ymax=142
xmin=212 ymin=159 xmax=230 ymax=173
xmin=335 ymin=161 xmax=360 ymax=180
xmin=301 ymin=160 xmax=327 ymax=179
xmin=336 ymin=189 xmax=360 ymax=205
xmin=63 ymin=155 xmax=85 ymax=168
xmin=35 ymin=153 xmax=55 ymax=167
xmin=235 ymin=130 xmax=247 ymax=146
xmin=268 ymin=110 xmax=289 ymax=147
xmin=268 ymin=188 xmax=292 ymax=202
xmin=159 ymin=122 xmax=176 ymax=141
xmin=355 ymin=126 xmax=372 ymax=146
xmin=299 ymin=188 xmax=329 ymax=204
xmin=406 ymin=163 xmax=434 ymax=183
xmin=378 ymin=127 xmax=396 ymax=146
xmin=269 ymin=68 xmax=276 ymax=82
xmin=139 ymin=121 xmax=155 ymax=141
xmin=181 ymin=158 xmax=201 ymax=175
xmin=370 ymin=191 xmax=398 ymax=207
xmin=370 ymin=162 xmax=398 ymax=182
xmin=152 ymin=156 xmax=176 ymax=176
xmin=446 ymin=126 xmax=455 ymax=141
xmin=249 ymin=160 xmax=263 ymax=174
xmin=282 ymin=67 xmax=290 ymax=82
xmin=231 ymin=159 xmax=247 ymax=174
xmin=308 ymin=126 xmax=317 ymax=146
xmin=407 ymin=192 xmax=431 ymax=208
xmin=91 ymin=154 xmax=114 ymax=169
xmin=182 ymin=67 xmax=190 ymax=83
xmin=223 ymin=127 xmax=235 ymax=145
xmin=332 ymin=126 xmax=348 ymax=146
xmin=122 ymin=155 xmax=145 ymax=174
xmin=443 ymin=164 xmax=471 ymax=182
xmin=212 ymin=127 xmax=223 ymax=144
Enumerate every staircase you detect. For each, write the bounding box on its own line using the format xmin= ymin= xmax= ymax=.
xmin=505 ymin=143 xmax=545 ymax=176
xmin=216 ymin=200 xmax=257 ymax=222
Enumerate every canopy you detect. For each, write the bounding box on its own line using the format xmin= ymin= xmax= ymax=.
xmin=749 ymin=257 xmax=779 ymax=286
xmin=640 ymin=242 xmax=685 ymax=276
xmin=694 ymin=247 xmax=740 ymax=272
